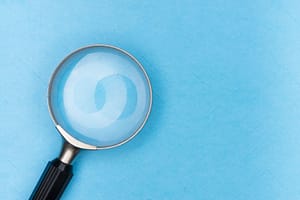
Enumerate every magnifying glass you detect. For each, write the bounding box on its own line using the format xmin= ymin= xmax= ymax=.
xmin=30 ymin=44 xmax=152 ymax=200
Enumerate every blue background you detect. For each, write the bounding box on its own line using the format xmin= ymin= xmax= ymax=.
xmin=1 ymin=1 xmax=300 ymax=199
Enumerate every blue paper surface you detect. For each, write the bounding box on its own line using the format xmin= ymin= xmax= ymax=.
xmin=1 ymin=1 xmax=300 ymax=199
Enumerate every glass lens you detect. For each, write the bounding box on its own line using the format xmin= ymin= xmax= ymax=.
xmin=49 ymin=46 xmax=151 ymax=147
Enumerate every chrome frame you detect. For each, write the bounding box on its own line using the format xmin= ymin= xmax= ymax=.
xmin=48 ymin=44 xmax=152 ymax=151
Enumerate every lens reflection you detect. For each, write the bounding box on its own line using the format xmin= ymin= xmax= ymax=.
xmin=49 ymin=46 xmax=151 ymax=147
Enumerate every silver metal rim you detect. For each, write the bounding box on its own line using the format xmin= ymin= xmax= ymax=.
xmin=48 ymin=44 xmax=153 ymax=150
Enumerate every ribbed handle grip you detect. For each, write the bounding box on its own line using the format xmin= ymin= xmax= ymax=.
xmin=29 ymin=159 xmax=73 ymax=200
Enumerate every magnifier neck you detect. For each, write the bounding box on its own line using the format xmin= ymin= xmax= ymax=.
xmin=59 ymin=142 xmax=80 ymax=165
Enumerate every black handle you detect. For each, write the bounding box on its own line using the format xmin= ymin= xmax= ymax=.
xmin=29 ymin=159 xmax=73 ymax=200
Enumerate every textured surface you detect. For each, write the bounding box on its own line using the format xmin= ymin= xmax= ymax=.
xmin=30 ymin=159 xmax=73 ymax=200
xmin=1 ymin=1 xmax=300 ymax=199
